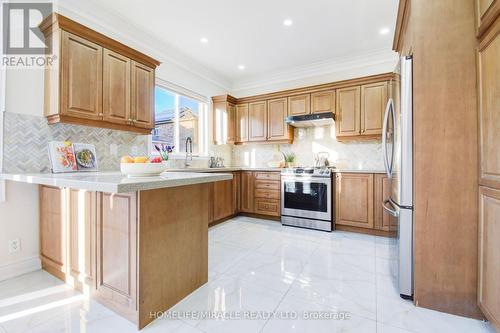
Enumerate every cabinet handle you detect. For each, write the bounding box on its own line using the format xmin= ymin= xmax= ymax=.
xmin=98 ymin=113 xmax=103 ymax=117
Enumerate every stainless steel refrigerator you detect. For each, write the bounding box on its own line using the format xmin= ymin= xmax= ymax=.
xmin=382 ymin=55 xmax=413 ymax=299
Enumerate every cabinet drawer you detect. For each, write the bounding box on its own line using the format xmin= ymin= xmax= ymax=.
xmin=255 ymin=189 xmax=280 ymax=200
xmin=254 ymin=172 xmax=280 ymax=181
xmin=254 ymin=199 xmax=280 ymax=216
xmin=254 ymin=180 xmax=280 ymax=190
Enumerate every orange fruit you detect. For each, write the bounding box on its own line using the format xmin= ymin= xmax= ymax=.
xmin=120 ymin=156 xmax=134 ymax=163
xmin=133 ymin=156 xmax=148 ymax=163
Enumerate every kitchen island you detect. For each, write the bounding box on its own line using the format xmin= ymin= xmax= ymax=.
xmin=1 ymin=171 xmax=232 ymax=329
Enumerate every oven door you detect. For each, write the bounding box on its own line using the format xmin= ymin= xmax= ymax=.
xmin=281 ymin=176 xmax=331 ymax=221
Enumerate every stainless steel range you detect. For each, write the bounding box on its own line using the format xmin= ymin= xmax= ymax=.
xmin=280 ymin=167 xmax=333 ymax=231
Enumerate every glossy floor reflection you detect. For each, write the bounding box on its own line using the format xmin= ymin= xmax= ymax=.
xmin=0 ymin=216 xmax=495 ymax=333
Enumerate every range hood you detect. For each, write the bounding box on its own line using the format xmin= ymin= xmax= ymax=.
xmin=285 ymin=112 xmax=335 ymax=128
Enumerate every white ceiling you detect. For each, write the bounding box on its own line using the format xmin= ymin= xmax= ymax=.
xmin=84 ymin=0 xmax=399 ymax=89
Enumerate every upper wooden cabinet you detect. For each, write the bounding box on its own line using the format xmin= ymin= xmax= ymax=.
xmin=268 ymin=98 xmax=291 ymax=141
xmin=336 ymin=86 xmax=361 ymax=137
xmin=103 ymin=49 xmax=130 ymax=125
xmin=40 ymin=13 xmax=159 ymax=134
xmin=311 ymin=90 xmax=335 ymax=114
xmin=212 ymin=95 xmax=237 ymax=144
xmin=248 ymin=101 xmax=268 ymax=141
xmin=478 ymin=16 xmax=500 ymax=189
xmin=288 ymin=94 xmax=311 ymax=116
xmin=361 ymin=82 xmax=387 ymax=136
xmin=236 ymin=104 xmax=249 ymax=143
xmin=335 ymin=173 xmax=374 ymax=229
xmin=336 ymin=83 xmax=388 ymax=139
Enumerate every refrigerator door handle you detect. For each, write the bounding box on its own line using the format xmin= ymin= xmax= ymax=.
xmin=383 ymin=199 xmax=398 ymax=217
xmin=382 ymin=98 xmax=394 ymax=178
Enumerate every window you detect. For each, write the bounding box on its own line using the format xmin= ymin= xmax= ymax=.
xmin=152 ymin=82 xmax=208 ymax=156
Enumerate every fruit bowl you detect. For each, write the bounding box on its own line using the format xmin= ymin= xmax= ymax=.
xmin=120 ymin=162 xmax=167 ymax=177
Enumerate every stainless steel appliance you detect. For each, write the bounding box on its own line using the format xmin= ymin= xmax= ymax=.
xmin=281 ymin=167 xmax=333 ymax=231
xmin=382 ymin=56 xmax=413 ymax=299
xmin=285 ymin=111 xmax=334 ymax=127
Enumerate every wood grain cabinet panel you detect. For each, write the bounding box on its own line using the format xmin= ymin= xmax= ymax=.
xmin=336 ymin=86 xmax=361 ymax=137
xmin=361 ymin=82 xmax=387 ymax=136
xmin=103 ymin=49 xmax=131 ymax=125
xmin=227 ymin=103 xmax=237 ymax=143
xmin=96 ymin=192 xmax=137 ymax=318
xmin=40 ymin=186 xmax=66 ymax=278
xmin=374 ymin=174 xmax=397 ymax=232
xmin=311 ymin=90 xmax=335 ymax=114
xmin=267 ymin=98 xmax=289 ymax=141
xmin=131 ymin=61 xmax=155 ymax=129
xmin=254 ymin=199 xmax=280 ymax=216
xmin=213 ymin=180 xmax=234 ymax=221
xmin=240 ymin=172 xmax=255 ymax=213
xmin=61 ymin=31 xmax=103 ymax=121
xmin=478 ymin=186 xmax=500 ymax=331
xmin=288 ymin=94 xmax=311 ymax=116
xmin=335 ymin=173 xmax=374 ymax=229
xmin=478 ymin=17 xmax=500 ymax=189
xmin=476 ymin=0 xmax=499 ymax=35
xmin=248 ymin=101 xmax=268 ymax=141
xmin=235 ymin=104 xmax=249 ymax=143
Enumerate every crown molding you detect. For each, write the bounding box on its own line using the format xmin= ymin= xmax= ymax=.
xmin=230 ymin=49 xmax=398 ymax=96
xmin=53 ymin=0 xmax=232 ymax=91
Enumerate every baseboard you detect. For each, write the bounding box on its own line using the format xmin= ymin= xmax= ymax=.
xmin=0 ymin=255 xmax=41 ymax=282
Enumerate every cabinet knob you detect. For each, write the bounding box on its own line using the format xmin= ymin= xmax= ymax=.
xmin=98 ymin=113 xmax=103 ymax=117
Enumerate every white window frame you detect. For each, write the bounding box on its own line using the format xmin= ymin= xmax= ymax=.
xmin=0 ymin=2 xmax=6 ymax=202
xmin=150 ymin=78 xmax=209 ymax=159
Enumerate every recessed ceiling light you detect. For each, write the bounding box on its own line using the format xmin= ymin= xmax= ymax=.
xmin=379 ymin=27 xmax=390 ymax=35
xmin=200 ymin=37 xmax=208 ymax=43
xmin=283 ymin=19 xmax=293 ymax=26
xmin=238 ymin=65 xmax=246 ymax=70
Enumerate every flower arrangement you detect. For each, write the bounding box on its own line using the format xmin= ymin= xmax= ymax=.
xmin=154 ymin=144 xmax=175 ymax=161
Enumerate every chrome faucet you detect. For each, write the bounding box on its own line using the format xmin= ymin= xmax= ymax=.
xmin=185 ymin=137 xmax=193 ymax=167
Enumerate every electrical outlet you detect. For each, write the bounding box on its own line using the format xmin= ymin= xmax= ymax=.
xmin=8 ymin=238 xmax=20 ymax=254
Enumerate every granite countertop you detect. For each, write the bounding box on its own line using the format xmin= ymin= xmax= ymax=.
xmin=0 ymin=171 xmax=233 ymax=193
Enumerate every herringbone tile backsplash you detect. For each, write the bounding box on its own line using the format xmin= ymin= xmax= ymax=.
xmin=3 ymin=112 xmax=148 ymax=173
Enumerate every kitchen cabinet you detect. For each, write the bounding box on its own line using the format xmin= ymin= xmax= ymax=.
xmin=235 ymin=104 xmax=249 ymax=143
xmin=335 ymin=173 xmax=374 ymax=229
xmin=478 ymin=16 xmax=500 ymax=190
xmin=61 ymin=31 xmax=103 ymax=121
xmin=212 ymin=95 xmax=237 ymax=144
xmin=476 ymin=0 xmax=499 ymax=36
xmin=248 ymin=101 xmax=268 ymax=141
xmin=40 ymin=13 xmax=159 ymax=134
xmin=233 ymin=171 xmax=241 ymax=213
xmin=311 ymin=90 xmax=335 ymax=114
xmin=240 ymin=171 xmax=255 ymax=213
xmin=336 ymin=86 xmax=361 ymax=137
xmin=478 ymin=186 xmax=500 ymax=331
xmin=212 ymin=180 xmax=234 ymax=221
xmin=267 ymin=98 xmax=291 ymax=141
xmin=288 ymin=94 xmax=311 ymax=116
xmin=374 ymin=173 xmax=397 ymax=232
xmin=253 ymin=173 xmax=280 ymax=217
xmin=103 ymin=49 xmax=131 ymax=125
xmin=361 ymin=82 xmax=387 ymax=136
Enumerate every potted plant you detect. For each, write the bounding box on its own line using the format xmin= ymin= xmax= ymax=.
xmin=283 ymin=152 xmax=296 ymax=168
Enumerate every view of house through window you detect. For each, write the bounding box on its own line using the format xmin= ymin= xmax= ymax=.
xmin=152 ymin=84 xmax=208 ymax=156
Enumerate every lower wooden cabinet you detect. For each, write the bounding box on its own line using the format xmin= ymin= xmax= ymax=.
xmin=335 ymin=173 xmax=374 ymax=229
xmin=237 ymin=171 xmax=281 ymax=217
xmin=240 ymin=171 xmax=255 ymax=213
xmin=374 ymin=173 xmax=397 ymax=231
xmin=212 ymin=179 xmax=234 ymax=222
xmin=478 ymin=186 xmax=500 ymax=331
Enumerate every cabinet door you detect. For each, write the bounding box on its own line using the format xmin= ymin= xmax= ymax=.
xmin=268 ymin=98 xmax=289 ymax=141
xmin=103 ymin=49 xmax=131 ymax=125
xmin=68 ymin=189 xmax=96 ymax=289
xmin=361 ymin=82 xmax=387 ymax=136
xmin=374 ymin=174 xmax=397 ymax=232
xmin=240 ymin=172 xmax=254 ymax=213
xmin=248 ymin=101 xmax=268 ymax=141
xmin=335 ymin=173 xmax=374 ymax=229
xmin=40 ymin=185 xmax=66 ymax=279
xmin=233 ymin=172 xmax=241 ymax=214
xmin=61 ymin=31 xmax=102 ymax=120
xmin=288 ymin=94 xmax=311 ymax=116
xmin=96 ymin=192 xmax=137 ymax=316
xmin=478 ymin=186 xmax=500 ymax=331
xmin=213 ymin=180 xmax=234 ymax=221
xmin=336 ymin=86 xmax=361 ymax=137
xmin=236 ymin=104 xmax=249 ymax=143
xmin=131 ymin=61 xmax=155 ymax=129
xmin=227 ymin=103 xmax=236 ymax=143
xmin=311 ymin=90 xmax=335 ymax=114
xmin=478 ymin=19 xmax=500 ymax=189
